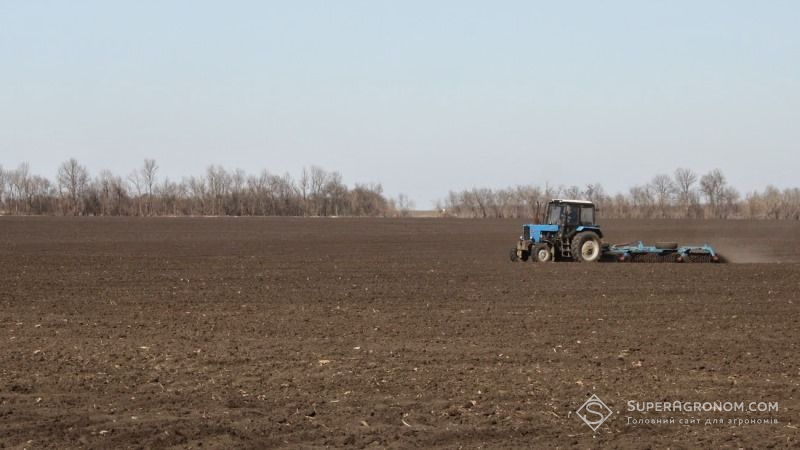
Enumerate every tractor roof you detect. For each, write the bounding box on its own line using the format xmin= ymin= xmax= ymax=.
xmin=549 ymin=199 xmax=594 ymax=205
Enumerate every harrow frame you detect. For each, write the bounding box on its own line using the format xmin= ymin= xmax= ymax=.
xmin=603 ymin=241 xmax=721 ymax=263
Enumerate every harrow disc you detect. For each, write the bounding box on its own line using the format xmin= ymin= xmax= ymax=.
xmin=627 ymin=253 xmax=681 ymax=263
xmin=685 ymin=254 xmax=713 ymax=263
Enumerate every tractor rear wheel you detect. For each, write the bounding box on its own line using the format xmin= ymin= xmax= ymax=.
xmin=532 ymin=244 xmax=552 ymax=262
xmin=571 ymin=232 xmax=602 ymax=263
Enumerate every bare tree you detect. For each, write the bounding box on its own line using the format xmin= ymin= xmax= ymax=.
xmin=584 ymin=183 xmax=606 ymax=213
xmin=127 ymin=170 xmax=144 ymax=216
xmin=673 ymin=168 xmax=697 ymax=218
xmin=515 ymin=185 xmax=543 ymax=220
xmin=299 ymin=167 xmax=310 ymax=216
xmin=629 ymin=185 xmax=654 ymax=218
xmin=395 ymin=193 xmax=414 ymax=217
xmin=228 ymin=168 xmax=246 ymax=215
xmin=543 ymin=182 xmax=560 ymax=202
xmin=472 ymin=188 xmax=493 ymax=218
xmin=322 ymin=171 xmax=346 ymax=216
xmin=564 ymin=185 xmax=581 ymax=199
xmin=57 ymin=158 xmax=89 ymax=215
xmin=610 ymin=193 xmax=630 ymax=218
xmin=96 ymin=170 xmax=116 ymax=216
xmin=783 ymin=188 xmax=800 ymax=220
xmin=206 ymin=165 xmax=230 ymax=215
xmin=0 ymin=164 xmax=6 ymax=212
xmin=157 ymin=178 xmax=181 ymax=216
xmin=28 ymin=175 xmax=55 ymax=214
xmin=141 ymin=159 xmax=158 ymax=215
xmin=275 ymin=172 xmax=302 ymax=215
xmin=6 ymin=163 xmax=31 ymax=214
xmin=718 ymin=186 xmax=740 ymax=219
xmin=650 ymin=174 xmax=675 ymax=218
xmin=762 ymin=185 xmax=783 ymax=219
xmin=110 ymin=174 xmax=128 ymax=215
xmin=186 ymin=176 xmax=207 ymax=215
xmin=700 ymin=169 xmax=727 ymax=218
xmin=307 ymin=166 xmax=328 ymax=215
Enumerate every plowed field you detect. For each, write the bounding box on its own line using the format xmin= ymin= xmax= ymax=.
xmin=1 ymin=217 xmax=799 ymax=448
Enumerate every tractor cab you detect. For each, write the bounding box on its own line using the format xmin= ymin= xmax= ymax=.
xmin=513 ymin=199 xmax=604 ymax=263
xmin=545 ymin=199 xmax=597 ymax=229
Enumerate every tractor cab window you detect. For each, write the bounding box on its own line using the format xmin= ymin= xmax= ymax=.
xmin=547 ymin=205 xmax=562 ymax=225
xmin=564 ymin=205 xmax=580 ymax=226
xmin=580 ymin=206 xmax=595 ymax=225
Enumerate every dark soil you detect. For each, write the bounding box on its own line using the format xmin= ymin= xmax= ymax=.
xmin=1 ymin=217 xmax=798 ymax=448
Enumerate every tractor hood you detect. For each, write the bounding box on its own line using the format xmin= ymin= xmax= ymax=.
xmin=523 ymin=224 xmax=559 ymax=242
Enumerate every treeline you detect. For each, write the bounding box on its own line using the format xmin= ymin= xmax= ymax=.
xmin=0 ymin=159 xmax=403 ymax=217
xmin=4 ymin=161 xmax=798 ymax=220
xmin=440 ymin=168 xmax=800 ymax=220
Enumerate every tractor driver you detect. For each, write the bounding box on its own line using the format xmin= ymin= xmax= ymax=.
xmin=565 ymin=205 xmax=579 ymax=226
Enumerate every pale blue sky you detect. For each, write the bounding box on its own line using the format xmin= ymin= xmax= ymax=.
xmin=1 ymin=1 xmax=798 ymax=206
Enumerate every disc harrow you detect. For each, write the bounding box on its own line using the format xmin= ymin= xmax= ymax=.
xmin=605 ymin=241 xmax=722 ymax=263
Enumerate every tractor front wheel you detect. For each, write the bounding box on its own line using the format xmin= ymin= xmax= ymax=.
xmin=532 ymin=244 xmax=553 ymax=262
xmin=509 ymin=248 xmax=519 ymax=262
xmin=571 ymin=232 xmax=602 ymax=263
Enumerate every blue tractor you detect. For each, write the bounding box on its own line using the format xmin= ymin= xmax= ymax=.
xmin=509 ymin=199 xmax=722 ymax=263
xmin=511 ymin=199 xmax=604 ymax=263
